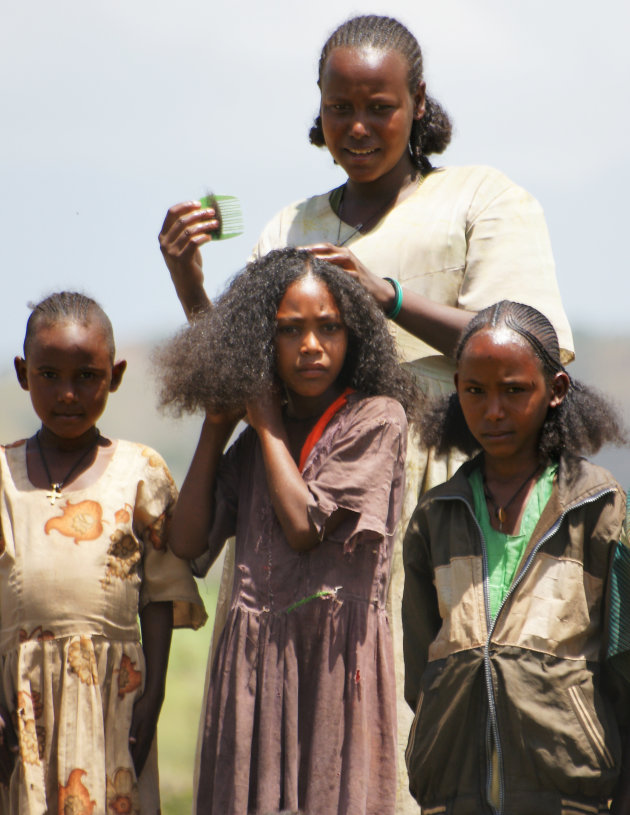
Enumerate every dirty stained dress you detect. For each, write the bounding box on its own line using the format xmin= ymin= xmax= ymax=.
xmin=194 ymin=395 xmax=407 ymax=815
xmin=0 ymin=439 xmax=206 ymax=815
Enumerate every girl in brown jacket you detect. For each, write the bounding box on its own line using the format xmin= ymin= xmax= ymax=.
xmin=403 ymin=301 xmax=630 ymax=814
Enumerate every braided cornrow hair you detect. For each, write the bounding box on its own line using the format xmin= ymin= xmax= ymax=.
xmin=420 ymin=301 xmax=627 ymax=468
xmin=456 ymin=301 xmax=563 ymax=374
xmin=24 ymin=291 xmax=115 ymax=361
xmin=309 ymin=15 xmax=452 ymax=173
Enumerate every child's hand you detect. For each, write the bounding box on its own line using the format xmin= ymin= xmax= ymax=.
xmin=246 ymin=389 xmax=283 ymax=434
xmin=159 ymin=202 xmax=217 ymax=318
xmin=0 ymin=705 xmax=18 ymax=785
xmin=128 ymin=692 xmax=163 ymax=778
xmin=204 ymin=407 xmax=244 ymax=428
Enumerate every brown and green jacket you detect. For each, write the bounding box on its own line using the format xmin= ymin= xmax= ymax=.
xmin=403 ymin=455 xmax=628 ymax=815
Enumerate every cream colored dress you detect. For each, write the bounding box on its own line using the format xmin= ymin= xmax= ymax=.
xmin=201 ymin=164 xmax=575 ymax=814
xmin=0 ymin=439 xmax=207 ymax=815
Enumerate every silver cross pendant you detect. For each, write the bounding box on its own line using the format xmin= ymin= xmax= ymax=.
xmin=46 ymin=484 xmax=63 ymax=506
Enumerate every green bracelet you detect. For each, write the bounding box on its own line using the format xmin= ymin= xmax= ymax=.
xmin=384 ymin=277 xmax=403 ymax=320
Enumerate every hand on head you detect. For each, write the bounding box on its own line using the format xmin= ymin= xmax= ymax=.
xmin=203 ymin=406 xmax=244 ymax=431
xmin=302 ymin=243 xmax=396 ymax=312
xmin=245 ymin=387 xmax=284 ymax=433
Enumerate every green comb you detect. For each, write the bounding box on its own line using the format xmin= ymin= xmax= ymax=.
xmin=199 ymin=193 xmax=244 ymax=240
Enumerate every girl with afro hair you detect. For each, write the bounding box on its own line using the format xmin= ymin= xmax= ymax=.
xmin=159 ymin=248 xmax=419 ymax=815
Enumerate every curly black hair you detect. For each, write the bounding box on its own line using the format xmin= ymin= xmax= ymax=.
xmin=421 ymin=301 xmax=627 ymax=466
xmin=308 ymin=15 xmax=452 ymax=174
xmin=157 ymin=248 xmax=420 ymax=421
xmin=23 ymin=291 xmax=115 ymax=361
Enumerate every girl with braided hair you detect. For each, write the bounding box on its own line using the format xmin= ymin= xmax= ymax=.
xmin=158 ymin=15 xmax=574 ymax=810
xmin=403 ymin=301 xmax=630 ymax=814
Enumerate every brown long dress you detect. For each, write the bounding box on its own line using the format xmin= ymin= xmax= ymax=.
xmin=193 ymin=394 xmax=407 ymax=815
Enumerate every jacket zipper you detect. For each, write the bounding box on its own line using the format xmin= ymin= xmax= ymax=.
xmin=432 ymin=486 xmax=615 ymax=815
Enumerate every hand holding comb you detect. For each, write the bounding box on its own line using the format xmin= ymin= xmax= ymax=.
xmin=199 ymin=194 xmax=244 ymax=241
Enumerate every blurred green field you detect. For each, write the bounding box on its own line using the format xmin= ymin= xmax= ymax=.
xmin=158 ymin=578 xmax=218 ymax=815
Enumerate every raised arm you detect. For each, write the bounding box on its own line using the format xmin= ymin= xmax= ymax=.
xmin=246 ymin=393 xmax=323 ymax=553
xmin=246 ymin=394 xmax=403 ymax=553
xmin=158 ymin=201 xmax=218 ymax=320
xmin=169 ymin=413 xmax=239 ymax=560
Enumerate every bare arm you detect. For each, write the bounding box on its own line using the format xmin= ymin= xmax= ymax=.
xmin=304 ymin=243 xmax=472 ymax=357
xmin=158 ymin=202 xmax=218 ymax=320
xmin=129 ymin=601 xmax=173 ymax=777
xmin=169 ymin=414 xmax=239 ymax=560
xmin=247 ymin=394 xmax=349 ymax=552
xmin=247 ymin=395 xmax=320 ymax=552
xmin=391 ymin=285 xmax=472 ymax=357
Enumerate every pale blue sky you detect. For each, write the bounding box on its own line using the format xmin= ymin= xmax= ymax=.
xmin=2 ymin=0 xmax=629 ymax=366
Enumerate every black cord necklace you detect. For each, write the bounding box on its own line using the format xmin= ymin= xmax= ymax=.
xmin=482 ymin=464 xmax=541 ymax=532
xmin=35 ymin=430 xmax=101 ymax=506
xmin=335 ymin=180 xmax=415 ymax=247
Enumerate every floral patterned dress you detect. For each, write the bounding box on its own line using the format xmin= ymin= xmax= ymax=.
xmin=0 ymin=439 xmax=206 ymax=815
